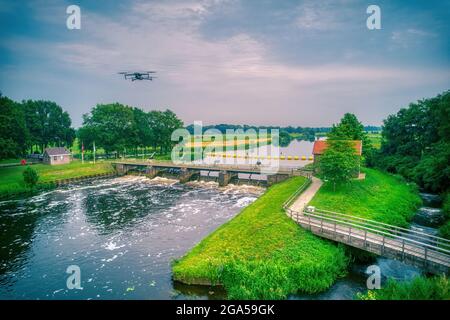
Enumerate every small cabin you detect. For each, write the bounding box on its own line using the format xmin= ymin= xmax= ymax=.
xmin=43 ymin=147 xmax=71 ymax=165
xmin=312 ymin=140 xmax=362 ymax=176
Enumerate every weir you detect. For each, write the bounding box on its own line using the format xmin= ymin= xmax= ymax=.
xmin=112 ymin=161 xmax=303 ymax=186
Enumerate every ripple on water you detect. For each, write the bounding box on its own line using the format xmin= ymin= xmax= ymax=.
xmin=0 ymin=176 xmax=261 ymax=299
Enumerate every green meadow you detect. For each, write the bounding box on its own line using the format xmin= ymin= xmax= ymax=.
xmin=0 ymin=161 xmax=115 ymax=198
xmin=309 ymin=168 xmax=422 ymax=227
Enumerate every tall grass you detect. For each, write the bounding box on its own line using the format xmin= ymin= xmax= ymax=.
xmin=357 ymin=276 xmax=449 ymax=300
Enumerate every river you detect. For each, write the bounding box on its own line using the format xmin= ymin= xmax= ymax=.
xmin=0 ymin=138 xmax=443 ymax=300
xmin=0 ymin=176 xmax=262 ymax=299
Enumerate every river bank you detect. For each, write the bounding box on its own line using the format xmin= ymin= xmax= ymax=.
xmin=0 ymin=161 xmax=116 ymax=199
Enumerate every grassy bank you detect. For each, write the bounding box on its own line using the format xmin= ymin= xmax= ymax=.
xmin=309 ymin=168 xmax=422 ymax=227
xmin=0 ymin=160 xmax=115 ymax=198
xmin=357 ymin=276 xmax=449 ymax=300
xmin=172 ymin=177 xmax=348 ymax=299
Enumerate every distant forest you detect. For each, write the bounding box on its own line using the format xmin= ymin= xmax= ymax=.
xmin=185 ymin=123 xmax=381 ymax=136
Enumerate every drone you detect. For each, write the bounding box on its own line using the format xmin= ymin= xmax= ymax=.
xmin=118 ymin=71 xmax=157 ymax=81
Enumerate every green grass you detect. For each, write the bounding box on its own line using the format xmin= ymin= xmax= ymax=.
xmin=309 ymin=168 xmax=421 ymax=227
xmin=172 ymin=177 xmax=348 ymax=299
xmin=0 ymin=158 xmax=21 ymax=165
xmin=357 ymin=276 xmax=449 ymax=300
xmin=0 ymin=160 xmax=115 ymax=198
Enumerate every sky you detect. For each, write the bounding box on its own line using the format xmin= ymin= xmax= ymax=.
xmin=0 ymin=0 xmax=449 ymax=128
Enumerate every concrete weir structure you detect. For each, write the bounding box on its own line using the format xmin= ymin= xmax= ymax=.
xmin=112 ymin=161 xmax=309 ymax=186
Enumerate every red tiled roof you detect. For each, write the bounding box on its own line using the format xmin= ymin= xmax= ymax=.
xmin=312 ymin=140 xmax=362 ymax=155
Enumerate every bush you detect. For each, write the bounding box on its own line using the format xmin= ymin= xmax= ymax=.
xmin=23 ymin=166 xmax=39 ymax=188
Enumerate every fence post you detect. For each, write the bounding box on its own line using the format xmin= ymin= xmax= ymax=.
xmin=402 ymin=239 xmax=405 ymax=261
xmin=364 ymin=230 xmax=367 ymax=247
xmin=348 ymin=226 xmax=351 ymax=244
xmin=334 ymin=222 xmax=337 ymax=240
xmin=320 ymin=219 xmax=323 ymax=233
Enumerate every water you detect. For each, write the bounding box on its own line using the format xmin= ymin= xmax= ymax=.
xmin=0 ymin=161 xmax=443 ymax=300
xmin=198 ymin=139 xmax=317 ymax=170
xmin=0 ymin=176 xmax=263 ymax=299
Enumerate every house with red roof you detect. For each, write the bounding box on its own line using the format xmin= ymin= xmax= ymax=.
xmin=312 ymin=140 xmax=362 ymax=176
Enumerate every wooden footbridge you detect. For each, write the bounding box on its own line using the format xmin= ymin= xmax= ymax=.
xmin=112 ymin=161 xmax=311 ymax=186
xmin=284 ymin=179 xmax=450 ymax=275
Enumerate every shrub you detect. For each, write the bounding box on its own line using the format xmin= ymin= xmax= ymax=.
xmin=23 ymin=166 xmax=39 ymax=188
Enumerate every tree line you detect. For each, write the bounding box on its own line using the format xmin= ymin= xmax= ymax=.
xmin=320 ymin=90 xmax=449 ymax=196
xmin=78 ymin=103 xmax=183 ymax=156
xmin=0 ymin=94 xmax=75 ymax=159
xmin=370 ymin=90 xmax=449 ymax=194
xmin=0 ymin=93 xmax=183 ymax=160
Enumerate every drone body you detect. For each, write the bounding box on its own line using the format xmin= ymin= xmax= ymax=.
xmin=118 ymin=71 xmax=156 ymax=81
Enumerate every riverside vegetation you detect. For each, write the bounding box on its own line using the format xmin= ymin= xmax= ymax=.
xmin=0 ymin=161 xmax=115 ymax=198
xmin=173 ymin=177 xmax=349 ymax=299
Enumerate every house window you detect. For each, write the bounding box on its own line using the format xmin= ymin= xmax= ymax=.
xmin=53 ymin=156 xmax=57 ymax=161
xmin=60 ymin=155 xmax=64 ymax=160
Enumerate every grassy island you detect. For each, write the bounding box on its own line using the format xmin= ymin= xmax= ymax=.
xmin=172 ymin=176 xmax=349 ymax=299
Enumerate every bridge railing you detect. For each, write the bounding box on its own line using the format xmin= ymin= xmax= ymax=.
xmin=305 ymin=208 xmax=450 ymax=250
xmin=294 ymin=208 xmax=450 ymax=265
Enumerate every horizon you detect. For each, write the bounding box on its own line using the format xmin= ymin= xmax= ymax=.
xmin=1 ymin=0 xmax=449 ymax=127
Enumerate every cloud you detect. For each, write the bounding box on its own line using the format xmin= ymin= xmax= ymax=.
xmin=1 ymin=0 xmax=449 ymax=127
xmin=390 ymin=28 xmax=437 ymax=49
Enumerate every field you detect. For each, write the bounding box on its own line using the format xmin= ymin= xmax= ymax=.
xmin=309 ymin=168 xmax=422 ymax=227
xmin=0 ymin=160 xmax=115 ymax=198
xmin=172 ymin=176 xmax=348 ymax=299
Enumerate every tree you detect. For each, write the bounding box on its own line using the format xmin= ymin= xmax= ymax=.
xmin=78 ymin=104 xmax=183 ymax=156
xmin=376 ymin=90 xmax=450 ymax=193
xmin=79 ymin=103 xmax=136 ymax=155
xmin=328 ymin=113 xmax=372 ymax=154
xmin=22 ymin=100 xmax=75 ymax=152
xmin=0 ymin=95 xmax=29 ymax=158
xmin=319 ymin=140 xmax=360 ymax=191
xmin=23 ymin=166 xmax=39 ymax=188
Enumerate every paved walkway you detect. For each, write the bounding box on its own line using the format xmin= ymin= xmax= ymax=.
xmin=289 ymin=176 xmax=323 ymax=212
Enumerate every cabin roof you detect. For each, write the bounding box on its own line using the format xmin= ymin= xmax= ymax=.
xmin=312 ymin=140 xmax=362 ymax=156
xmin=44 ymin=147 xmax=71 ymax=156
